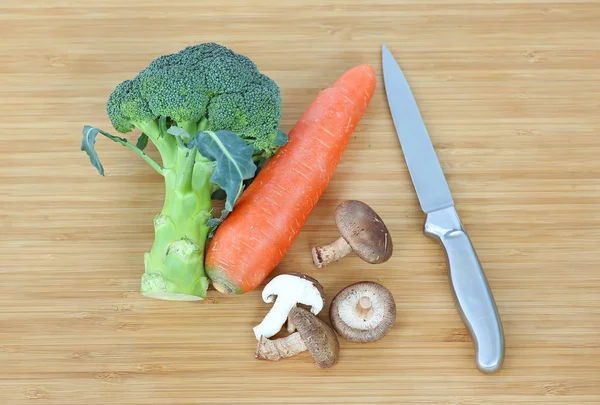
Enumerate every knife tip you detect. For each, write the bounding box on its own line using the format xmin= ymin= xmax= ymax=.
xmin=381 ymin=44 xmax=393 ymax=63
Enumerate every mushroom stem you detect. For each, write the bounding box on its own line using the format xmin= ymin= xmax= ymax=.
xmin=253 ymin=296 xmax=296 ymax=340
xmin=255 ymin=332 xmax=307 ymax=361
xmin=312 ymin=236 xmax=353 ymax=268
xmin=287 ymin=313 xmax=295 ymax=333
xmin=359 ymin=296 xmax=372 ymax=310
xmin=356 ymin=296 xmax=374 ymax=320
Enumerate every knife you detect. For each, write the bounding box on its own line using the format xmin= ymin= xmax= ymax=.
xmin=381 ymin=45 xmax=504 ymax=374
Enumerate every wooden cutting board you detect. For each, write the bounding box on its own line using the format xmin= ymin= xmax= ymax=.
xmin=1 ymin=1 xmax=599 ymax=403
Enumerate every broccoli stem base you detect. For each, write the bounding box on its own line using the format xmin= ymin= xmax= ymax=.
xmin=140 ymin=148 xmax=213 ymax=301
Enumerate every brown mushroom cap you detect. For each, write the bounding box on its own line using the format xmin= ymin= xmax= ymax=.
xmin=289 ymin=306 xmax=339 ymax=368
xmin=334 ymin=200 xmax=393 ymax=264
xmin=329 ymin=281 xmax=396 ymax=343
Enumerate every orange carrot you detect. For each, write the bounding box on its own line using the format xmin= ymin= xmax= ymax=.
xmin=205 ymin=65 xmax=377 ymax=294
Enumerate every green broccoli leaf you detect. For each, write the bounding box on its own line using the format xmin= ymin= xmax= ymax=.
xmin=167 ymin=126 xmax=191 ymax=141
xmin=188 ymin=130 xmax=256 ymax=213
xmin=81 ymin=125 xmax=162 ymax=176
xmin=136 ymin=133 xmax=149 ymax=150
xmin=81 ymin=125 xmax=163 ymax=176
xmin=275 ymin=129 xmax=288 ymax=146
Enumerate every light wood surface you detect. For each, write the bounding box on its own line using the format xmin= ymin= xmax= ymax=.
xmin=1 ymin=1 xmax=600 ymax=404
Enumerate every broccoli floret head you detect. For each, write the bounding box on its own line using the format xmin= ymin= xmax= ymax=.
xmin=208 ymin=77 xmax=282 ymax=154
xmin=107 ymin=43 xmax=283 ymax=154
xmin=136 ymin=47 xmax=211 ymax=124
xmin=106 ymin=79 xmax=156 ymax=134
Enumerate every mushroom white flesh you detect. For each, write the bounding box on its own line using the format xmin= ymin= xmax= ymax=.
xmin=337 ymin=289 xmax=385 ymax=330
xmin=253 ymin=274 xmax=324 ymax=340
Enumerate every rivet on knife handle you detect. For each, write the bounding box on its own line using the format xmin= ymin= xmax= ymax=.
xmin=424 ymin=207 xmax=504 ymax=374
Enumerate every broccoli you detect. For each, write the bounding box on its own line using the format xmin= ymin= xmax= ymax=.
xmin=81 ymin=43 xmax=286 ymax=301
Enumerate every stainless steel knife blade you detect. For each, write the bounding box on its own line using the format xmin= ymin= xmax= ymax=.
xmin=382 ymin=44 xmax=504 ymax=374
xmin=382 ymin=45 xmax=453 ymax=214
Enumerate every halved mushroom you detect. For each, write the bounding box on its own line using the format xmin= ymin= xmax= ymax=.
xmin=253 ymin=273 xmax=325 ymax=341
xmin=329 ymin=281 xmax=396 ymax=343
xmin=255 ymin=306 xmax=340 ymax=368
xmin=312 ymin=200 xmax=393 ymax=268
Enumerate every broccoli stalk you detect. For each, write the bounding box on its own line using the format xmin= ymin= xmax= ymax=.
xmin=141 ymin=141 xmax=213 ymax=300
xmin=81 ymin=43 xmax=286 ymax=301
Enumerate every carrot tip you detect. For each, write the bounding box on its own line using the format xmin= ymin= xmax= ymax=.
xmin=332 ymin=64 xmax=376 ymax=91
xmin=206 ymin=268 xmax=243 ymax=295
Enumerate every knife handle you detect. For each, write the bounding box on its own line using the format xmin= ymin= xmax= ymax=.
xmin=424 ymin=206 xmax=504 ymax=374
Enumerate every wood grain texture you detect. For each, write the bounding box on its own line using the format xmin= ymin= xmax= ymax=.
xmin=1 ymin=0 xmax=599 ymax=403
